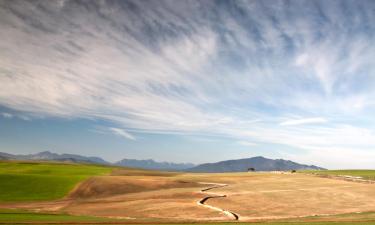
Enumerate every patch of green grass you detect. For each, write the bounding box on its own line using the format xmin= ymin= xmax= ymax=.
xmin=0 ymin=161 xmax=112 ymax=202
xmin=0 ymin=208 xmax=116 ymax=223
xmin=301 ymin=170 xmax=375 ymax=180
xmin=1 ymin=209 xmax=375 ymax=225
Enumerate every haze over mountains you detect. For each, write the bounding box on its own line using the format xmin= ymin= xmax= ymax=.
xmin=115 ymin=159 xmax=194 ymax=171
xmin=187 ymin=156 xmax=325 ymax=172
xmin=0 ymin=151 xmax=109 ymax=165
xmin=0 ymin=151 xmax=325 ymax=171
xmin=0 ymin=151 xmax=195 ymax=170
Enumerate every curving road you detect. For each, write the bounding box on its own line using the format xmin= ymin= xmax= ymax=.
xmin=197 ymin=182 xmax=239 ymax=220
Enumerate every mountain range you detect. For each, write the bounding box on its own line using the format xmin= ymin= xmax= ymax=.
xmin=115 ymin=158 xmax=195 ymax=170
xmin=0 ymin=151 xmax=194 ymax=170
xmin=187 ymin=156 xmax=325 ymax=172
xmin=0 ymin=151 xmax=109 ymax=165
xmin=0 ymin=151 xmax=325 ymax=171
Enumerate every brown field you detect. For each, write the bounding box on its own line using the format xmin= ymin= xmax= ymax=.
xmin=2 ymin=168 xmax=375 ymax=222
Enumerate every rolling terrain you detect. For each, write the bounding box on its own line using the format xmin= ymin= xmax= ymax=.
xmin=0 ymin=151 xmax=110 ymax=165
xmin=302 ymin=170 xmax=375 ymax=180
xmin=0 ymin=161 xmax=111 ymax=202
xmin=0 ymin=151 xmax=324 ymax=172
xmin=1 ymin=161 xmax=375 ymax=224
xmin=0 ymin=151 xmax=195 ymax=171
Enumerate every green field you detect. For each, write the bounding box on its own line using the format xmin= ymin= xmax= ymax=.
xmin=2 ymin=209 xmax=375 ymax=225
xmin=0 ymin=161 xmax=112 ymax=202
xmin=0 ymin=208 xmax=118 ymax=223
xmin=301 ymin=170 xmax=375 ymax=180
xmin=2 ymin=162 xmax=375 ymax=224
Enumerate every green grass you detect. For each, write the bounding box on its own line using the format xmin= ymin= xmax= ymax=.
xmin=0 ymin=208 xmax=120 ymax=223
xmin=1 ymin=209 xmax=375 ymax=224
xmin=0 ymin=161 xmax=112 ymax=202
xmin=2 ymin=164 xmax=375 ymax=224
xmin=301 ymin=170 xmax=375 ymax=180
xmin=2 ymin=209 xmax=375 ymax=225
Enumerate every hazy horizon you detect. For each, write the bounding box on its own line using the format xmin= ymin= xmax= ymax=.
xmin=1 ymin=0 xmax=375 ymax=169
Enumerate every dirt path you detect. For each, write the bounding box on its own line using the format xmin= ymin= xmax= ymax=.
xmin=197 ymin=182 xmax=239 ymax=221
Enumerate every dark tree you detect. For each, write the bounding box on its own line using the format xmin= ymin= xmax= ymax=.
xmin=248 ymin=167 xmax=255 ymax=172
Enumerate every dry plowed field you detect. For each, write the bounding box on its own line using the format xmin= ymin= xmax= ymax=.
xmin=2 ymin=169 xmax=375 ymax=222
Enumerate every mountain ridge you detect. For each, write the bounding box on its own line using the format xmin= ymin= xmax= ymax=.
xmin=0 ymin=151 xmax=110 ymax=165
xmin=0 ymin=151 xmax=325 ymax=171
xmin=0 ymin=151 xmax=195 ymax=170
xmin=187 ymin=156 xmax=325 ymax=172
xmin=115 ymin=158 xmax=195 ymax=171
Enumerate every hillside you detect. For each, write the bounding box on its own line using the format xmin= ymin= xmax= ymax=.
xmin=115 ymin=158 xmax=195 ymax=171
xmin=0 ymin=152 xmax=324 ymax=172
xmin=2 ymin=161 xmax=375 ymax=223
xmin=0 ymin=151 xmax=195 ymax=171
xmin=0 ymin=161 xmax=111 ymax=202
xmin=187 ymin=156 xmax=325 ymax=172
xmin=0 ymin=151 xmax=109 ymax=165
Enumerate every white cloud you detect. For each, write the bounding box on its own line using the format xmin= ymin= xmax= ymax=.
xmin=238 ymin=141 xmax=258 ymax=147
xmin=18 ymin=115 xmax=31 ymax=121
xmin=1 ymin=112 xmax=13 ymax=119
xmin=295 ymin=53 xmax=309 ymax=66
xmin=235 ymin=123 xmax=375 ymax=168
xmin=280 ymin=117 xmax=328 ymax=126
xmin=0 ymin=1 xmax=375 ymax=167
xmin=109 ymin=127 xmax=136 ymax=141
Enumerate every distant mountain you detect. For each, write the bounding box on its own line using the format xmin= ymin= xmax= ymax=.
xmin=187 ymin=156 xmax=325 ymax=172
xmin=0 ymin=151 xmax=195 ymax=171
xmin=115 ymin=158 xmax=195 ymax=171
xmin=0 ymin=151 xmax=324 ymax=172
xmin=0 ymin=151 xmax=109 ymax=165
xmin=0 ymin=152 xmax=13 ymax=160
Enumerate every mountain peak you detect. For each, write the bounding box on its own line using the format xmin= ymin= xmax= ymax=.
xmin=250 ymin=156 xmax=266 ymax=160
xmin=115 ymin=158 xmax=195 ymax=171
xmin=35 ymin=151 xmax=55 ymax=155
xmin=188 ymin=156 xmax=325 ymax=173
xmin=0 ymin=151 xmax=109 ymax=165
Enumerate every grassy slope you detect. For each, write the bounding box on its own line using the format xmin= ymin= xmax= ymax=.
xmin=0 ymin=209 xmax=117 ymax=223
xmin=301 ymin=170 xmax=375 ymax=180
xmin=0 ymin=161 xmax=112 ymax=202
xmin=2 ymin=209 xmax=375 ymax=225
xmin=2 ymin=162 xmax=375 ymax=224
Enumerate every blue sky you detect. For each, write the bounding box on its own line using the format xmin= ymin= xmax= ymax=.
xmin=1 ymin=0 xmax=375 ymax=168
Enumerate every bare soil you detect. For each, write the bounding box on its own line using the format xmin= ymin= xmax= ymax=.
xmin=3 ymin=170 xmax=375 ymax=222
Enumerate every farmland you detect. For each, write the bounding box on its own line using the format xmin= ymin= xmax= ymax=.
xmin=4 ymin=208 xmax=375 ymax=225
xmin=0 ymin=161 xmax=111 ymax=201
xmin=301 ymin=170 xmax=375 ymax=180
xmin=2 ymin=161 xmax=375 ymax=224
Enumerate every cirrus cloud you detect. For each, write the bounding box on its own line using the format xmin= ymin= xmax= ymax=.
xmin=280 ymin=117 xmax=328 ymax=126
xmin=0 ymin=0 xmax=375 ymax=168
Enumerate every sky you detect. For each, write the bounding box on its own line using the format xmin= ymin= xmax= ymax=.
xmin=1 ymin=0 xmax=375 ymax=169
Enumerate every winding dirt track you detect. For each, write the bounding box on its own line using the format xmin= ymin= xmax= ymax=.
xmin=197 ymin=182 xmax=239 ymax=220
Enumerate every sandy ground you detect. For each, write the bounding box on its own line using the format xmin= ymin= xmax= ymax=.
xmin=201 ymin=173 xmax=375 ymax=221
xmin=2 ymin=169 xmax=375 ymax=222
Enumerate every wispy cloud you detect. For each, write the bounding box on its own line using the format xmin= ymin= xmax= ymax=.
xmin=0 ymin=0 xmax=375 ymax=167
xmin=1 ymin=112 xmax=13 ymax=119
xmin=238 ymin=141 xmax=258 ymax=147
xmin=109 ymin=127 xmax=136 ymax=141
xmin=280 ymin=117 xmax=328 ymax=126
